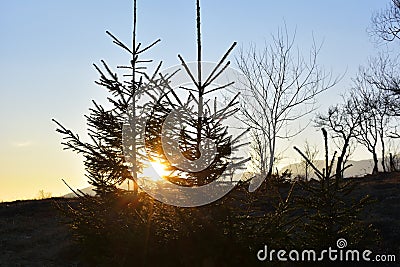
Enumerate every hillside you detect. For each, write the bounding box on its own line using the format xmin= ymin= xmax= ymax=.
xmin=0 ymin=173 xmax=399 ymax=266
xmin=281 ymin=158 xmax=397 ymax=178
xmin=0 ymin=198 xmax=79 ymax=266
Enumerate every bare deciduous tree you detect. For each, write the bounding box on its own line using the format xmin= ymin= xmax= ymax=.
xmin=352 ymin=72 xmax=393 ymax=174
xmin=362 ymin=54 xmax=400 ymax=104
xmin=315 ymin=96 xmax=361 ymax=180
xmin=235 ymin=27 xmax=338 ymax=177
xmin=371 ymin=0 xmax=400 ymax=42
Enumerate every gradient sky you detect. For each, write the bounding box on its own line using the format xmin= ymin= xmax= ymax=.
xmin=0 ymin=1 xmax=397 ymax=201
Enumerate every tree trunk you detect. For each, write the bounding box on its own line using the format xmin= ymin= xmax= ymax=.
xmin=267 ymin=131 xmax=277 ymax=178
xmin=381 ymin=136 xmax=386 ymax=172
xmin=305 ymin=162 xmax=309 ymax=180
xmin=267 ymin=142 xmax=275 ymax=177
xmin=335 ymin=156 xmax=343 ymax=180
xmin=372 ymin=151 xmax=379 ymax=174
xmin=389 ymin=153 xmax=397 ymax=172
xmin=335 ymin=139 xmax=349 ymax=181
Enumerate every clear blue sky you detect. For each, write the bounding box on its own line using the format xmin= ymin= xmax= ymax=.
xmin=0 ymin=0 xmax=395 ymax=201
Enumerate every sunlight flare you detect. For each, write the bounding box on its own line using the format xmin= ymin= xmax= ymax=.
xmin=147 ymin=160 xmax=170 ymax=181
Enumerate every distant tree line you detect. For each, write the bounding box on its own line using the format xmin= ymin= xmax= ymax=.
xmin=316 ymin=0 xmax=400 ymax=177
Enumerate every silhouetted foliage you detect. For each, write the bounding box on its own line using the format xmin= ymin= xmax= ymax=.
xmin=294 ymin=129 xmax=379 ymax=254
xmin=144 ymin=100 xmax=237 ymax=186
xmin=54 ymin=1 xmax=383 ymax=266
xmin=53 ymin=0 xmax=163 ymax=195
xmin=141 ymin=0 xmax=246 ymax=186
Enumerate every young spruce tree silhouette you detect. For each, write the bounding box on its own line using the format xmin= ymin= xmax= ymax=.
xmin=53 ymin=1 xmax=252 ymax=265
xmin=294 ymin=129 xmax=379 ymax=251
xmin=54 ymin=0 xmax=245 ymax=192
xmin=143 ymin=0 xmax=247 ymax=187
xmin=53 ymin=0 xmax=164 ymax=196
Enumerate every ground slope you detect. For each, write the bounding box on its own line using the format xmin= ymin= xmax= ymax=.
xmin=0 ymin=173 xmax=399 ymax=266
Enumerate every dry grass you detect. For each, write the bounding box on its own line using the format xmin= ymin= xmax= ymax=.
xmin=0 ymin=198 xmax=79 ymax=266
xmin=0 ymin=173 xmax=399 ymax=266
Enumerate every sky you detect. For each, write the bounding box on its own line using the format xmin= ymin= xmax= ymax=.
xmin=0 ymin=0 xmax=397 ymax=201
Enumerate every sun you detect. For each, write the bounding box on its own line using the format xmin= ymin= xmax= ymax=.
xmin=147 ymin=160 xmax=170 ymax=181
